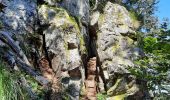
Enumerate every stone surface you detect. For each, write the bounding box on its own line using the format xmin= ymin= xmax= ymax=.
xmin=90 ymin=11 xmax=100 ymax=26
xmin=38 ymin=5 xmax=83 ymax=99
xmin=91 ymin=2 xmax=148 ymax=99
xmin=0 ymin=0 xmax=150 ymax=99
xmin=39 ymin=5 xmax=82 ymax=70
xmin=96 ymin=2 xmax=135 ymax=76
xmin=0 ymin=0 xmax=36 ymax=35
xmin=61 ymin=0 xmax=90 ymax=22
xmin=61 ymin=0 xmax=90 ymax=57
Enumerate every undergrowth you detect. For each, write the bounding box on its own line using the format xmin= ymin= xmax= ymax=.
xmin=0 ymin=60 xmax=24 ymax=100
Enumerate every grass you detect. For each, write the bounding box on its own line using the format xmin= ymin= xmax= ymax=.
xmin=0 ymin=60 xmax=24 ymax=100
xmin=97 ymin=93 xmax=107 ymax=100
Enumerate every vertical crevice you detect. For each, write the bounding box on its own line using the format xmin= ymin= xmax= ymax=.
xmin=89 ymin=25 xmax=107 ymax=92
xmin=42 ymin=33 xmax=52 ymax=69
xmin=36 ymin=21 xmax=52 ymax=69
xmin=89 ymin=25 xmax=97 ymax=58
xmin=36 ymin=0 xmax=52 ymax=69
xmin=83 ymin=22 xmax=108 ymax=99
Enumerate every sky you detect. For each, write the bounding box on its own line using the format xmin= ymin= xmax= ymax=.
xmin=155 ymin=0 xmax=170 ymax=21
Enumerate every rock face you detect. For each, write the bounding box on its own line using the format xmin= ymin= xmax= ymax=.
xmin=0 ymin=0 xmax=149 ymax=100
xmin=0 ymin=0 xmax=36 ymax=35
xmin=96 ymin=2 xmax=135 ymax=76
xmin=38 ymin=5 xmax=84 ymax=99
xmin=61 ymin=0 xmax=90 ymax=57
xmin=61 ymin=0 xmax=90 ymax=22
xmin=38 ymin=5 xmax=82 ymax=70
xmin=92 ymin=2 xmax=149 ymax=99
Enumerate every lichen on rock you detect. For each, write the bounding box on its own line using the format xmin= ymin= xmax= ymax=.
xmin=96 ymin=2 xmax=136 ymax=76
xmin=89 ymin=1 xmax=148 ymax=99
xmin=38 ymin=4 xmax=85 ymax=99
xmin=0 ymin=0 xmax=151 ymax=99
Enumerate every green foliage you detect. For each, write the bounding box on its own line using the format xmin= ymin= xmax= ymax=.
xmin=0 ymin=61 xmax=23 ymax=100
xmin=143 ymin=36 xmax=157 ymax=52
xmin=25 ymin=74 xmax=46 ymax=100
xmin=125 ymin=0 xmax=159 ymax=31
xmin=129 ymin=21 xmax=170 ymax=98
xmin=153 ymin=94 xmax=170 ymax=100
xmin=136 ymin=32 xmax=144 ymax=48
xmin=0 ymin=60 xmax=45 ymax=100
xmin=97 ymin=93 xmax=107 ymax=100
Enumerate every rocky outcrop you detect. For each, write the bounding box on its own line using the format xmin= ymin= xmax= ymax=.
xmin=89 ymin=2 xmax=149 ymax=99
xmin=96 ymin=2 xmax=135 ymax=76
xmin=38 ymin=5 xmax=84 ymax=99
xmin=0 ymin=0 xmax=149 ymax=100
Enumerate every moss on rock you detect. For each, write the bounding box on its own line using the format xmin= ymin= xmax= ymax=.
xmin=108 ymin=94 xmax=127 ymax=100
xmin=39 ymin=5 xmax=80 ymax=33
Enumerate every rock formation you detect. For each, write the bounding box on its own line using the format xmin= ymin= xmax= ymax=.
xmin=0 ymin=0 xmax=150 ymax=100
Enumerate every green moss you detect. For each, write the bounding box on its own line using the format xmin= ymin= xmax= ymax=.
xmin=41 ymin=4 xmax=80 ymax=33
xmin=102 ymin=61 xmax=113 ymax=69
xmin=98 ymin=14 xmax=104 ymax=27
xmin=129 ymin=11 xmax=140 ymax=29
xmin=112 ymin=43 xmax=120 ymax=53
xmin=107 ymin=78 xmax=123 ymax=96
xmin=109 ymin=94 xmax=127 ymax=100
xmin=126 ymin=84 xmax=139 ymax=95
xmin=80 ymin=83 xmax=86 ymax=96
xmin=118 ymin=12 xmax=123 ymax=18
xmin=67 ymin=16 xmax=80 ymax=33
xmin=129 ymin=11 xmax=138 ymax=22
xmin=119 ymin=24 xmax=129 ymax=31
xmin=79 ymin=35 xmax=87 ymax=54
xmin=124 ymin=36 xmax=134 ymax=46
xmin=97 ymin=93 xmax=107 ymax=100
xmin=42 ymin=4 xmax=65 ymax=12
